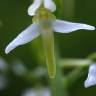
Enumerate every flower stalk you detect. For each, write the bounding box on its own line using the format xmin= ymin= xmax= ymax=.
xmin=50 ymin=61 xmax=65 ymax=96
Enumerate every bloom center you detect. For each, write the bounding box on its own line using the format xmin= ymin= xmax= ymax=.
xmin=32 ymin=6 xmax=56 ymax=23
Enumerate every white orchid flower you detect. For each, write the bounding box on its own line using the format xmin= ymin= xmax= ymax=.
xmin=5 ymin=0 xmax=95 ymax=78
xmin=84 ymin=64 xmax=96 ymax=88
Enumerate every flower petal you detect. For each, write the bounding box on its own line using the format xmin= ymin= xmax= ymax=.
xmin=28 ymin=0 xmax=42 ymax=16
xmin=5 ymin=23 xmax=40 ymax=54
xmin=44 ymin=0 xmax=56 ymax=12
xmin=53 ymin=19 xmax=95 ymax=33
xmin=84 ymin=64 xmax=96 ymax=88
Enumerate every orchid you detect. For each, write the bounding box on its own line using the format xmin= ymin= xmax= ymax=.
xmin=5 ymin=0 xmax=95 ymax=78
xmin=84 ymin=64 xmax=96 ymax=88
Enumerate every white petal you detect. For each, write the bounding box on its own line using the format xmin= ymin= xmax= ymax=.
xmin=44 ymin=0 xmax=56 ymax=12
xmin=84 ymin=64 xmax=96 ymax=88
xmin=28 ymin=0 xmax=42 ymax=16
xmin=5 ymin=23 xmax=40 ymax=54
xmin=53 ymin=19 xmax=95 ymax=33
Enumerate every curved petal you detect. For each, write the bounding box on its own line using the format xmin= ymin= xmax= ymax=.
xmin=53 ymin=19 xmax=95 ymax=33
xmin=28 ymin=0 xmax=42 ymax=16
xmin=44 ymin=0 xmax=56 ymax=12
xmin=84 ymin=64 xmax=96 ymax=88
xmin=5 ymin=23 xmax=40 ymax=54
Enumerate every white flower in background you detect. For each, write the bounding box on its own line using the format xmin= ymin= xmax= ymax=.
xmin=33 ymin=67 xmax=47 ymax=77
xmin=0 ymin=75 xmax=8 ymax=90
xmin=0 ymin=57 xmax=8 ymax=72
xmin=5 ymin=0 xmax=95 ymax=78
xmin=84 ymin=64 xmax=96 ymax=88
xmin=22 ymin=88 xmax=50 ymax=96
xmin=12 ymin=60 xmax=27 ymax=76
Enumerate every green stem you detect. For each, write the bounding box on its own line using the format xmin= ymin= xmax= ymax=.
xmin=62 ymin=67 xmax=84 ymax=90
xmin=50 ymin=62 xmax=67 ymax=96
xmin=60 ymin=58 xmax=92 ymax=67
